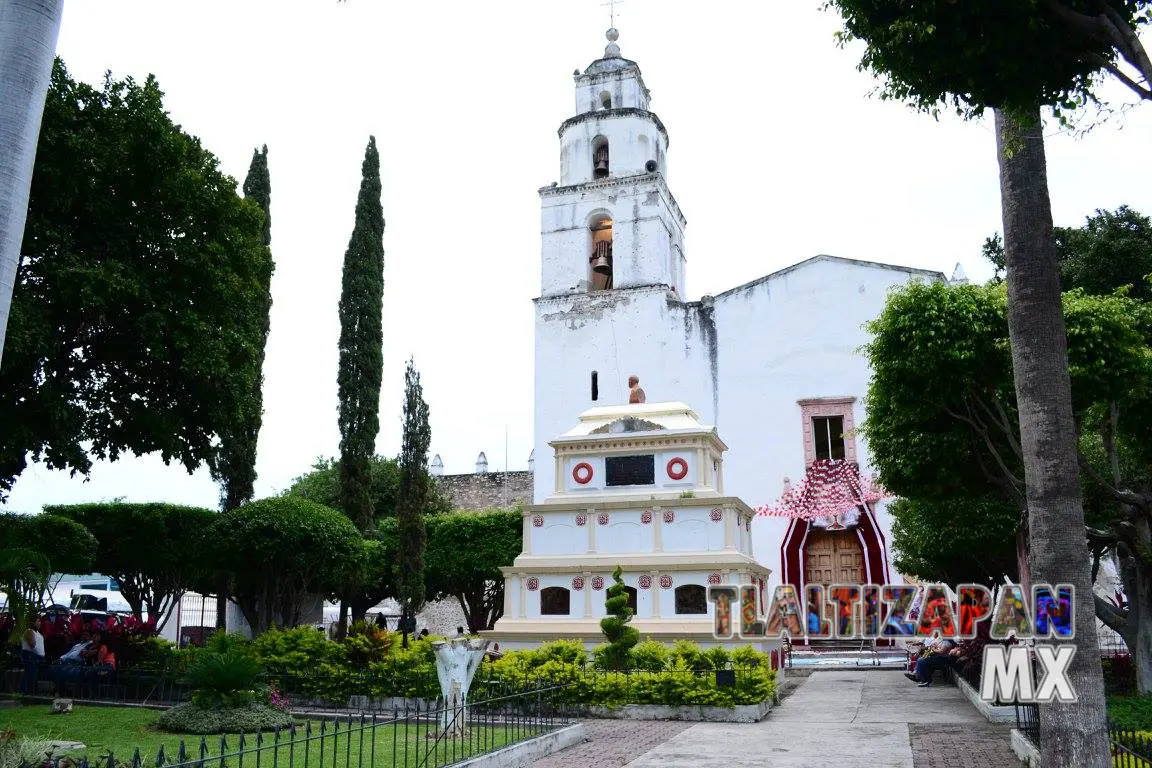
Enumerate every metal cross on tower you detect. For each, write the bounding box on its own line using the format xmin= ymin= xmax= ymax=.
xmin=601 ymin=0 xmax=624 ymax=27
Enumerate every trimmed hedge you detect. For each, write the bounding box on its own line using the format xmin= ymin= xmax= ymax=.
xmin=157 ymin=703 xmax=296 ymax=735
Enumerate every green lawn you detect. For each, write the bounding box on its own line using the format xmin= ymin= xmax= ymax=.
xmin=1 ymin=702 xmax=544 ymax=767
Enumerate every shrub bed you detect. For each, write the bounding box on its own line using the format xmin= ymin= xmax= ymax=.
xmin=480 ymin=639 xmax=776 ymax=709
xmin=136 ymin=626 xmax=778 ymax=711
xmin=157 ymin=703 xmax=296 ymax=735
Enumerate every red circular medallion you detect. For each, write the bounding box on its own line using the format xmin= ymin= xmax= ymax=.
xmin=666 ymin=457 xmax=689 ymax=481
xmin=572 ymin=462 xmax=594 ymax=485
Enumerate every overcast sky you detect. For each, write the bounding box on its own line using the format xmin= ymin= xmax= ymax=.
xmin=7 ymin=0 xmax=1152 ymax=514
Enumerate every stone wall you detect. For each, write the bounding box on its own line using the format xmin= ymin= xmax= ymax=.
xmin=436 ymin=471 xmax=532 ymax=511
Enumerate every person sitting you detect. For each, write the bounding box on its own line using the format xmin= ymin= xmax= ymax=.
xmin=905 ymin=636 xmax=960 ymax=687
xmin=81 ymin=631 xmax=117 ymax=682
xmin=52 ymin=633 xmax=92 ymax=687
xmin=19 ymin=625 xmax=46 ymax=694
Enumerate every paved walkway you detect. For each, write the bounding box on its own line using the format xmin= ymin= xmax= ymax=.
xmin=536 ymin=670 xmax=1021 ymax=768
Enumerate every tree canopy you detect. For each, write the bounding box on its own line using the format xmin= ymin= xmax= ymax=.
xmin=0 ymin=511 xmax=96 ymax=574
xmin=0 ymin=512 xmax=96 ymax=627
xmin=863 ymin=278 xmax=1152 ymax=669
xmin=985 ymin=205 xmax=1152 ymax=301
xmin=47 ymin=502 xmax=216 ymax=628
xmin=825 ymin=0 xmax=1152 ymax=117
xmin=0 ymin=59 xmax=272 ymax=500
xmin=423 ymin=507 xmax=522 ymax=632
xmin=211 ymin=496 xmax=362 ymax=634
xmin=284 ymin=455 xmax=450 ymax=522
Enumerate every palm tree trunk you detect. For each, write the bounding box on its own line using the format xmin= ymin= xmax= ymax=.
xmin=995 ymin=108 xmax=1109 ymax=767
xmin=0 ymin=0 xmax=63 ymax=367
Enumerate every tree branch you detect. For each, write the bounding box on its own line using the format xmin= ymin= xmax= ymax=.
xmin=944 ymin=399 xmax=1026 ymax=497
xmin=968 ymin=389 xmax=1024 ymax=464
xmin=1090 ymin=53 xmax=1152 ymax=101
xmin=1100 ymin=3 xmax=1152 ymax=92
xmin=1045 ymin=0 xmax=1114 ymax=43
xmin=1079 ymin=454 xmax=1148 ymax=509
xmin=1095 ymin=591 xmax=1130 ymax=635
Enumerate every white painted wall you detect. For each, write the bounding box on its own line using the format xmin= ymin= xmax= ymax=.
xmin=532 ymin=288 xmax=714 ymax=503
xmin=710 ymin=258 xmax=938 ymax=590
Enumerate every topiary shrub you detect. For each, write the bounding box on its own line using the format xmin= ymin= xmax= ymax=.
xmin=598 ymin=566 xmax=639 ymax=671
xmin=157 ymin=703 xmax=295 ymax=735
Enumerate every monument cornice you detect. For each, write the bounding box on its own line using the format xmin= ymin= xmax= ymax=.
xmin=502 ymin=552 xmax=768 ymax=573
xmin=526 ymin=495 xmax=755 ymax=517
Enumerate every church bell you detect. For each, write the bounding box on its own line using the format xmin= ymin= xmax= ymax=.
xmin=590 ymin=240 xmax=612 ymax=274
xmin=594 ymin=145 xmax=610 ymax=178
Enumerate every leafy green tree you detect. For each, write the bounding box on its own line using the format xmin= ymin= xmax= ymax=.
xmin=210 ymin=497 xmax=361 ymax=635
xmin=284 ymin=455 xmax=451 ymax=522
xmin=0 ymin=59 xmax=271 ymax=501
xmin=823 ymin=4 xmax=1151 ymax=759
xmin=863 ymin=281 xmax=1152 ymax=689
xmin=424 ymin=508 xmax=523 ymax=632
xmin=0 ymin=511 xmax=96 ymax=575
xmin=337 ymin=136 xmax=386 ymax=537
xmin=985 ymin=206 xmax=1152 ymax=301
xmin=599 ymin=566 xmax=638 ymax=671
xmin=47 ymin=503 xmax=215 ymax=628
xmin=826 ymin=0 xmax=1151 ymax=117
xmin=215 ymin=145 xmax=274 ymax=513
xmin=212 ymin=144 xmax=274 ymax=629
xmin=888 ymin=497 xmax=1019 ymax=586
xmin=396 ymin=359 xmax=431 ymax=648
xmin=0 ymin=512 xmax=95 ymax=633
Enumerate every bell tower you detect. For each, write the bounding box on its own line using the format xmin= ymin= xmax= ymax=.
xmin=538 ymin=28 xmax=687 ymax=297
xmin=534 ymin=28 xmax=705 ymax=505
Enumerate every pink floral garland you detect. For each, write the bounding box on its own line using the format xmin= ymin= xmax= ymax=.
xmin=755 ymin=459 xmax=886 ymax=521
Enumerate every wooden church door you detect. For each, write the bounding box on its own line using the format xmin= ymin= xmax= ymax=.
xmin=804 ymin=530 xmax=865 ymax=588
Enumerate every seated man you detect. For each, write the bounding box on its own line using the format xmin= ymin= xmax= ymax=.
xmin=52 ymin=633 xmax=92 ymax=685
xmin=905 ymin=636 xmax=960 ymax=687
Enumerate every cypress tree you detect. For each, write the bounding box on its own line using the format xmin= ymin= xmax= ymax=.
xmin=217 ymin=144 xmax=273 ymax=512
xmin=396 ymin=358 xmax=430 ymax=648
xmin=214 ymin=144 xmax=274 ymax=628
xmin=337 ymin=136 xmax=385 ymax=538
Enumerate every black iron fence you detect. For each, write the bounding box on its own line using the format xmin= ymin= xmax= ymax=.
xmin=1015 ymin=702 xmax=1152 ymax=767
xmin=1015 ymin=702 xmax=1040 ymax=746
xmin=17 ymin=683 xmax=571 ymax=768
xmin=1 ymin=661 xmax=192 ymax=706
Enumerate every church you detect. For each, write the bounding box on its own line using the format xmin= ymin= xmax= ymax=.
xmin=486 ymin=27 xmax=963 ymax=647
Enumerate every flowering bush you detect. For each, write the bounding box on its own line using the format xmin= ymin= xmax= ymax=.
xmin=266 ymin=685 xmax=291 ymax=712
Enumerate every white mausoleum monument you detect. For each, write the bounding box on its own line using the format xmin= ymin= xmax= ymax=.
xmin=486 ymin=401 xmax=775 ymax=654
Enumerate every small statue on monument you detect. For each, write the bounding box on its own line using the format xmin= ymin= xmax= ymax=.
xmin=628 ymin=375 xmax=646 ymax=404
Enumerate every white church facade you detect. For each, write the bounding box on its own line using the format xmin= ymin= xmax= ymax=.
xmin=494 ymin=27 xmax=960 ymax=645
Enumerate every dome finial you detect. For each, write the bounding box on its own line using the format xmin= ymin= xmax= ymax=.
xmin=601 ymin=0 xmax=623 ymax=57
xmin=604 ymin=30 xmax=621 ymax=58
